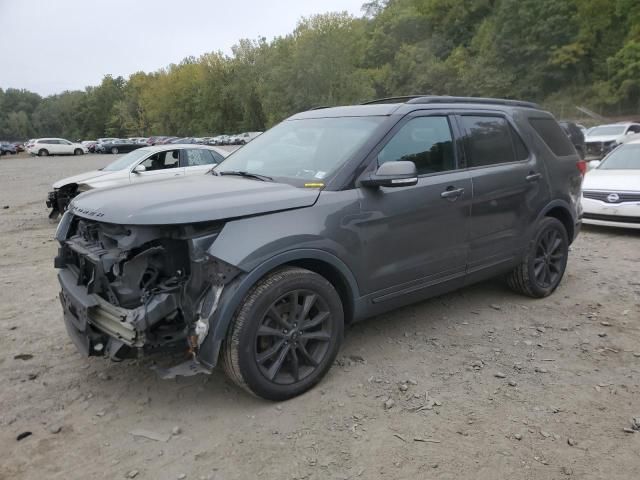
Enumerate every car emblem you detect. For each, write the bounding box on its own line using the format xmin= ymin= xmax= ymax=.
xmin=606 ymin=193 xmax=620 ymax=203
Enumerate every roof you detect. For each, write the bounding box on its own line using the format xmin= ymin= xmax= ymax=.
xmin=292 ymin=95 xmax=541 ymax=120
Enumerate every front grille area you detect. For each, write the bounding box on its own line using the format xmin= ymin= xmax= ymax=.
xmin=583 ymin=213 xmax=640 ymax=224
xmin=582 ymin=190 xmax=640 ymax=203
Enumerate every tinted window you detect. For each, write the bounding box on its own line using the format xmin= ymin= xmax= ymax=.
xmin=140 ymin=150 xmax=180 ymax=171
xmin=529 ymin=118 xmax=576 ymax=156
xmin=461 ymin=116 xmax=516 ymax=167
xmin=378 ymin=116 xmax=455 ymax=174
xmin=183 ymin=149 xmax=216 ymax=167
xmin=628 ymin=125 xmax=640 ymax=133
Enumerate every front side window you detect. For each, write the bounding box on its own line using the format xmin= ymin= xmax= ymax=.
xmin=215 ymin=116 xmax=385 ymax=184
xmin=461 ymin=116 xmax=525 ymax=167
xmin=377 ymin=116 xmax=455 ymax=174
xmin=140 ymin=150 xmax=180 ymax=171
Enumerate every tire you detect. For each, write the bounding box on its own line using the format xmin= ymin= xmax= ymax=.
xmin=507 ymin=217 xmax=569 ymax=298
xmin=38 ymin=149 xmax=49 ymax=157
xmin=74 ymin=148 xmax=83 ymax=156
xmin=111 ymin=147 xmax=119 ymax=154
xmin=222 ymin=267 xmax=344 ymax=400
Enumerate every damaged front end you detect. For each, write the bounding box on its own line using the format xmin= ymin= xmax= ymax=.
xmin=54 ymin=211 xmax=240 ymax=374
xmin=47 ymin=186 xmax=79 ymax=219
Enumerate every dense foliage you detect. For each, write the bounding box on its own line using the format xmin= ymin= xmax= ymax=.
xmin=2 ymin=0 xmax=639 ymax=140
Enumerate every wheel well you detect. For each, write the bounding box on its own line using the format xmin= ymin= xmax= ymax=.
xmin=286 ymin=259 xmax=355 ymax=324
xmin=545 ymin=207 xmax=574 ymax=243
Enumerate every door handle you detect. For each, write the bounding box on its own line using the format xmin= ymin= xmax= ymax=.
xmin=526 ymin=172 xmax=542 ymax=182
xmin=440 ymin=187 xmax=464 ymax=199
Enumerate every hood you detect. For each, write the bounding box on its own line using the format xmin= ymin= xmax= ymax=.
xmin=585 ymin=134 xmax=624 ymax=144
xmin=69 ymin=175 xmax=321 ymax=225
xmin=583 ymin=169 xmax=640 ymax=192
xmin=52 ymin=170 xmax=114 ymax=189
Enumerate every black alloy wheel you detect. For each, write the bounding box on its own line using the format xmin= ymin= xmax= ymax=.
xmin=507 ymin=217 xmax=569 ymax=298
xmin=223 ymin=267 xmax=343 ymax=400
xmin=533 ymin=228 xmax=565 ymax=288
xmin=255 ymin=289 xmax=333 ymax=385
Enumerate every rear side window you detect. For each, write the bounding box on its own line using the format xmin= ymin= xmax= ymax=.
xmin=460 ymin=116 xmax=527 ymax=167
xmin=183 ymin=149 xmax=217 ymax=167
xmin=529 ymin=118 xmax=575 ymax=156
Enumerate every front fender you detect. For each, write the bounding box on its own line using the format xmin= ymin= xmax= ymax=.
xmin=197 ymin=248 xmax=360 ymax=368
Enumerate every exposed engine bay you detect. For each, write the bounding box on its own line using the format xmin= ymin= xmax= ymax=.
xmin=55 ymin=213 xmax=240 ymax=372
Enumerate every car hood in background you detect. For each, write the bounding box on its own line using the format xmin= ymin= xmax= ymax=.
xmin=585 ymin=134 xmax=624 ymax=144
xmin=69 ymin=175 xmax=321 ymax=225
xmin=52 ymin=170 xmax=116 ymax=189
xmin=583 ymin=169 xmax=640 ymax=192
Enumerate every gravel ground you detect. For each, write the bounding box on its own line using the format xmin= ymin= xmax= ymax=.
xmin=1 ymin=153 xmax=639 ymax=480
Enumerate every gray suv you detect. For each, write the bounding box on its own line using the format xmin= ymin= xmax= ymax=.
xmin=54 ymin=96 xmax=584 ymax=400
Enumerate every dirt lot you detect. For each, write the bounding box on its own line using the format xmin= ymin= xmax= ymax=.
xmin=1 ymin=153 xmax=639 ymax=480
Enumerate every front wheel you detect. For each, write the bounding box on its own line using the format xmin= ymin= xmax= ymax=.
xmin=507 ymin=217 xmax=569 ymax=298
xmin=38 ymin=149 xmax=49 ymax=157
xmin=111 ymin=147 xmax=119 ymax=154
xmin=222 ymin=267 xmax=344 ymax=400
xmin=74 ymin=148 xmax=83 ymax=156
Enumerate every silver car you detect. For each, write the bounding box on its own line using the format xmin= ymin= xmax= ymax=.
xmin=46 ymin=144 xmax=229 ymax=218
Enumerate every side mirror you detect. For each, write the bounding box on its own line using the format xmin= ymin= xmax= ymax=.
xmin=133 ymin=164 xmax=146 ymax=173
xmin=360 ymin=161 xmax=418 ymax=188
xmin=588 ymin=160 xmax=601 ymax=170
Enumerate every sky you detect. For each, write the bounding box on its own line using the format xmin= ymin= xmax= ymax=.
xmin=0 ymin=0 xmax=365 ymax=96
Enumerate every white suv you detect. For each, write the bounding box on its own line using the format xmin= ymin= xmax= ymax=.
xmin=28 ymin=138 xmax=88 ymax=157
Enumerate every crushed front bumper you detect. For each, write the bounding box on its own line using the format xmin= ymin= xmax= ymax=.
xmin=58 ymin=268 xmax=186 ymax=359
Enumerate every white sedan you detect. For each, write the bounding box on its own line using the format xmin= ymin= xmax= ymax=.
xmin=582 ymin=139 xmax=640 ymax=229
xmin=46 ymin=144 xmax=229 ymax=219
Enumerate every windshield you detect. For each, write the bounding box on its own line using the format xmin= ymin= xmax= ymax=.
xmin=599 ymin=144 xmax=640 ymax=170
xmin=588 ymin=126 xmax=626 ymax=137
xmin=215 ymin=116 xmax=386 ymax=183
xmin=102 ymin=148 xmax=152 ymax=171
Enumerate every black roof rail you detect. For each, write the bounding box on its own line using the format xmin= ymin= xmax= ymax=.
xmin=406 ymin=95 xmax=540 ymax=109
xmin=361 ymin=96 xmax=424 ymax=105
xmin=309 ymin=105 xmax=330 ymax=110
xmin=361 ymin=95 xmax=540 ymax=109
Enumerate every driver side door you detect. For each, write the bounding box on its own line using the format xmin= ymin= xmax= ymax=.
xmin=129 ymin=149 xmax=185 ymax=183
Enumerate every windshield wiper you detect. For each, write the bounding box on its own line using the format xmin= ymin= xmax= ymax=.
xmin=217 ymin=170 xmax=273 ymax=182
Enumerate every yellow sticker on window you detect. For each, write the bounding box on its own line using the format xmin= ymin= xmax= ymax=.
xmin=304 ymin=183 xmax=325 ymax=188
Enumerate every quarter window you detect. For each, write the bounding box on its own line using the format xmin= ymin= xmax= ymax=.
xmin=528 ymin=117 xmax=575 ymax=156
xmin=378 ymin=116 xmax=455 ymax=174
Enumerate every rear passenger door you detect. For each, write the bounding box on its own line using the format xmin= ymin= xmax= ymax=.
xmin=456 ymin=113 xmax=550 ymax=272
xmin=181 ymin=148 xmax=223 ymax=176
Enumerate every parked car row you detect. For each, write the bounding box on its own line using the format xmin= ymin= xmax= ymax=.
xmin=0 ymin=141 xmax=26 ymax=155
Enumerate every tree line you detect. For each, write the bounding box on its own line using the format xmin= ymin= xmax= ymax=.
xmin=1 ymin=0 xmax=639 ymax=141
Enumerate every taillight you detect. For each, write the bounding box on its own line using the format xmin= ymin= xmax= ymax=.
xmin=576 ymin=160 xmax=587 ymax=176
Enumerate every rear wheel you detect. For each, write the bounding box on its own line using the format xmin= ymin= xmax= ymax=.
xmin=38 ymin=149 xmax=49 ymax=157
xmin=222 ymin=267 xmax=344 ymax=400
xmin=507 ymin=217 xmax=569 ymax=298
xmin=74 ymin=148 xmax=83 ymax=156
xmin=111 ymin=147 xmax=119 ymax=154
